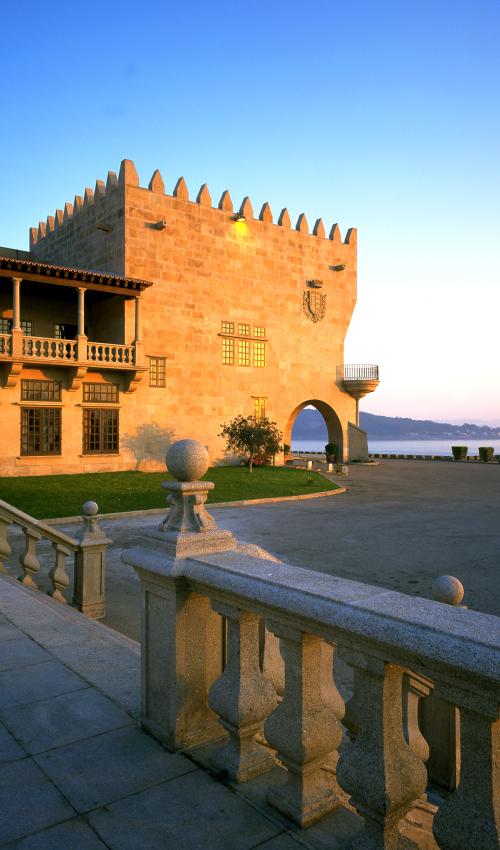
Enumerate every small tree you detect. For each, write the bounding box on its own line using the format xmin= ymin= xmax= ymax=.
xmin=219 ymin=415 xmax=283 ymax=472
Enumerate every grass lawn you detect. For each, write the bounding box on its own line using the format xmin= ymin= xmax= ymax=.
xmin=0 ymin=466 xmax=340 ymax=519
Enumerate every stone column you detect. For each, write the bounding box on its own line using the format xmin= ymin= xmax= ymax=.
xmin=264 ymin=624 xmax=344 ymax=826
xmin=134 ymin=295 xmax=141 ymax=341
xmin=208 ymin=603 xmax=278 ymax=782
xmin=76 ymin=287 xmax=87 ymax=362
xmin=133 ymin=296 xmax=143 ymax=367
xmin=11 ymin=277 xmax=23 ymax=357
xmin=336 ymin=654 xmax=428 ymax=850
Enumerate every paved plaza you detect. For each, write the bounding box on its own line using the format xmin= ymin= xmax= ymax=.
xmin=20 ymin=458 xmax=500 ymax=641
xmin=1 ymin=460 xmax=497 ymax=848
xmin=0 ymin=577 xmax=368 ymax=850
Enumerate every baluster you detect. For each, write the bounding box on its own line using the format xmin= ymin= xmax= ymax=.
xmin=264 ymin=625 xmax=344 ymax=826
xmin=18 ymin=527 xmax=42 ymax=588
xmin=336 ymin=654 xmax=428 ymax=850
xmin=433 ymin=699 xmax=500 ymax=850
xmin=208 ymin=602 xmax=278 ymax=782
xmin=0 ymin=517 xmax=11 ymax=574
xmin=48 ymin=542 xmax=71 ymax=603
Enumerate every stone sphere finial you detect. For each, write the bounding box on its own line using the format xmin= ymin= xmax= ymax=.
xmin=82 ymin=500 xmax=99 ymax=516
xmin=432 ymin=575 xmax=465 ymax=606
xmin=166 ymin=439 xmax=209 ymax=482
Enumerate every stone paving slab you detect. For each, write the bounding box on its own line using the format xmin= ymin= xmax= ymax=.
xmin=1 ymin=818 xmax=108 ymax=849
xmin=0 ymin=759 xmax=74 ymax=846
xmin=34 ymin=725 xmax=197 ymax=814
xmin=86 ymin=768 xmax=283 ymax=850
xmin=0 ymin=660 xmax=86 ymax=710
xmin=0 ymin=724 xmax=25 ymax=765
xmin=0 ymin=637 xmax=51 ymax=672
xmin=0 ymin=575 xmax=363 ymax=850
xmin=0 ymin=686 xmax=133 ymax=755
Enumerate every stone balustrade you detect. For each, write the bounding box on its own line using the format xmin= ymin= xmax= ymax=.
xmin=0 ymin=499 xmax=111 ymax=618
xmin=22 ymin=334 xmax=77 ymax=360
xmin=86 ymin=341 xmax=134 ymax=365
xmin=124 ymin=439 xmax=500 ymax=850
xmin=0 ymin=332 xmax=11 ymax=354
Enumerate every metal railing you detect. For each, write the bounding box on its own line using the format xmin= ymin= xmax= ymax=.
xmin=338 ymin=363 xmax=379 ymax=381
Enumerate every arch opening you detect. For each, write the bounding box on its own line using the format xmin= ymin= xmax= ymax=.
xmin=285 ymin=399 xmax=344 ymax=458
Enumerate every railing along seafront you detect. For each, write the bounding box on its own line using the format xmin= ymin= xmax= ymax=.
xmin=338 ymin=363 xmax=380 ymax=381
xmin=0 ymin=499 xmax=110 ymax=618
xmin=123 ymin=439 xmax=500 ymax=850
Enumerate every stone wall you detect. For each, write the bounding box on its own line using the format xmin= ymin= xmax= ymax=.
xmin=1 ymin=159 xmax=360 ymax=475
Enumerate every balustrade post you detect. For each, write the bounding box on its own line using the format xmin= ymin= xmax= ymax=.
xmin=432 ymin=697 xmax=500 ymax=850
xmin=264 ymin=624 xmax=344 ymax=826
xmin=73 ymin=501 xmax=111 ymax=619
xmin=0 ymin=517 xmax=11 ymax=574
xmin=48 ymin=542 xmax=71 ymax=603
xmin=208 ymin=603 xmax=278 ymax=782
xmin=122 ymin=440 xmax=237 ymax=750
xmin=18 ymin=527 xmax=42 ymax=588
xmin=336 ymin=653 xmax=428 ymax=850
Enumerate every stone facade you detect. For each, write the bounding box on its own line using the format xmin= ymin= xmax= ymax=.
xmin=0 ymin=159 xmax=368 ymax=476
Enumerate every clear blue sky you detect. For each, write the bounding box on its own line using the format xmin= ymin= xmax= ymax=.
xmin=1 ymin=1 xmax=499 ymax=422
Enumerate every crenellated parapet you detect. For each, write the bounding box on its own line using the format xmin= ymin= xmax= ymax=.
xmin=30 ymin=158 xmax=357 ymax=266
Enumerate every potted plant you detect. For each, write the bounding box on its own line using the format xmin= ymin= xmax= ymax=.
xmin=451 ymin=446 xmax=468 ymax=461
xmin=325 ymin=442 xmax=338 ymax=463
xmin=478 ymin=446 xmax=494 ymax=463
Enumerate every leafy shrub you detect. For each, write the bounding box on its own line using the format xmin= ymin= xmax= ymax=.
xmin=451 ymin=446 xmax=468 ymax=461
xmin=478 ymin=446 xmax=494 ymax=463
xmin=325 ymin=442 xmax=338 ymax=460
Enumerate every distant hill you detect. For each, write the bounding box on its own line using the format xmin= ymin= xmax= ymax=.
xmin=292 ymin=409 xmax=500 ymax=440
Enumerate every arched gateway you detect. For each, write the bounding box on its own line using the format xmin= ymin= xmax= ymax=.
xmin=284 ymin=399 xmax=344 ymax=458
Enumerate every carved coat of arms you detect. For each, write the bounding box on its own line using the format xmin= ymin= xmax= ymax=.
xmin=303 ymin=290 xmax=327 ymax=323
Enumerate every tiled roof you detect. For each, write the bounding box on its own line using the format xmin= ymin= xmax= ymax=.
xmin=0 ymin=256 xmax=152 ymax=292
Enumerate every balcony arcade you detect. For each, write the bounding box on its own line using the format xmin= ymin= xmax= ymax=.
xmin=0 ymin=255 xmax=152 ymax=391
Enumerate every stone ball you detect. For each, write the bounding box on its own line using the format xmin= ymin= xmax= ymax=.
xmin=431 ymin=575 xmax=464 ymax=606
xmin=82 ymin=500 xmax=99 ymax=516
xmin=166 ymin=439 xmax=209 ymax=482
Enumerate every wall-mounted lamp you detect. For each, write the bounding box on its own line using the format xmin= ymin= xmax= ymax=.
xmin=233 ymin=213 xmax=246 ymax=223
xmin=147 ymin=220 xmax=167 ymax=230
xmin=331 ymin=263 xmax=346 ymax=272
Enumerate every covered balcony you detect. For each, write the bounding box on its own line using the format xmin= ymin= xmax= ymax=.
xmin=0 ymin=255 xmax=152 ymax=391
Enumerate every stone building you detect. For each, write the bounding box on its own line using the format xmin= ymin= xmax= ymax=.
xmin=0 ymin=159 xmax=378 ymax=477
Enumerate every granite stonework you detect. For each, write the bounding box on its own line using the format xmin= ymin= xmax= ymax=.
xmin=123 ymin=441 xmax=500 ymax=850
xmin=1 ymin=158 xmax=376 ymax=478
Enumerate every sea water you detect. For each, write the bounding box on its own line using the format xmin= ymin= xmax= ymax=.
xmin=291 ymin=439 xmax=500 ymax=456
